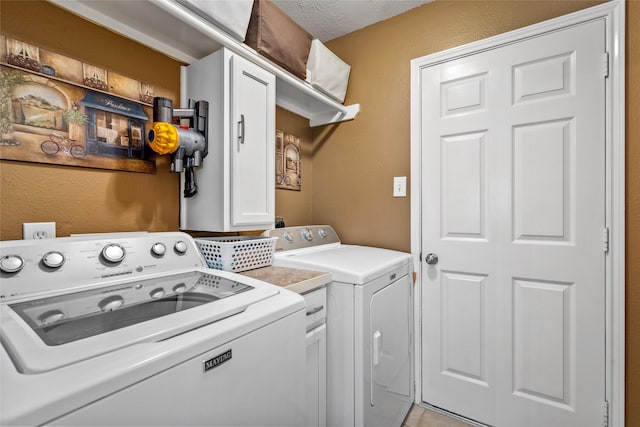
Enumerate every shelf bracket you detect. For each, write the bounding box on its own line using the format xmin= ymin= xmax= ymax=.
xmin=309 ymin=104 xmax=360 ymax=127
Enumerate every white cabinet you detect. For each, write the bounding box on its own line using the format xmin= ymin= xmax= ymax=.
xmin=304 ymin=287 xmax=327 ymax=427
xmin=180 ymin=47 xmax=275 ymax=231
xmin=307 ymin=324 xmax=327 ymax=427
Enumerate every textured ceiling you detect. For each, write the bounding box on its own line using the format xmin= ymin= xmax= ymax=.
xmin=272 ymin=0 xmax=432 ymax=42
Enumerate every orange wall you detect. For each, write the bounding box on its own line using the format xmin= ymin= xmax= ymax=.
xmin=0 ymin=0 xmax=182 ymax=239
xmin=317 ymin=0 xmax=603 ymax=250
xmin=320 ymin=0 xmax=639 ymax=425
xmin=0 ymin=0 xmax=638 ymax=425
xmin=275 ymin=108 xmax=314 ymax=227
xmin=0 ymin=2 xmax=314 ymax=239
xmin=625 ymin=1 xmax=640 ymax=425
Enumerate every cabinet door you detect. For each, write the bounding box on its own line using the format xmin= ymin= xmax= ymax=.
xmin=306 ymin=324 xmax=327 ymax=427
xmin=230 ymin=54 xmax=275 ymax=227
xmin=367 ymin=274 xmax=412 ymax=427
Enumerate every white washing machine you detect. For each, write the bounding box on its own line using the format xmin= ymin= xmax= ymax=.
xmin=0 ymin=232 xmax=306 ymax=426
xmin=264 ymin=226 xmax=413 ymax=427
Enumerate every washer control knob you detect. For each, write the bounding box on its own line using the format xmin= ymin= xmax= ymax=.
xmin=42 ymin=251 xmax=65 ymax=269
xmin=283 ymin=232 xmax=293 ymax=242
xmin=173 ymin=283 xmax=187 ymax=294
xmin=151 ymin=242 xmax=166 ymax=257
xmin=101 ymin=244 xmax=126 ymax=264
xmin=150 ymin=288 xmax=165 ymax=299
xmin=318 ymin=228 xmax=328 ymax=238
xmin=0 ymin=255 xmax=24 ymax=273
xmin=174 ymin=241 xmax=188 ymax=255
xmin=98 ymin=295 xmax=125 ymax=312
xmin=38 ymin=309 xmax=65 ymax=326
xmin=301 ymin=227 xmax=314 ymax=242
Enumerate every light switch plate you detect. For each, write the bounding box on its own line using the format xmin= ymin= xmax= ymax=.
xmin=393 ymin=176 xmax=407 ymax=197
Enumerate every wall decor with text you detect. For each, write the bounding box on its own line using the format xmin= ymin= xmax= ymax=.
xmin=0 ymin=35 xmax=176 ymax=173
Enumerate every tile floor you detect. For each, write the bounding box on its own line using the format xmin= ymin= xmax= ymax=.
xmin=403 ymin=404 xmax=473 ymax=427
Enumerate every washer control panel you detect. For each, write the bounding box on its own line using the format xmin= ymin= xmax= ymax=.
xmin=0 ymin=232 xmax=205 ymax=301
xmin=264 ymin=225 xmax=340 ymax=252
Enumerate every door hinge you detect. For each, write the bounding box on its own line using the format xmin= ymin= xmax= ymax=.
xmin=603 ymin=52 xmax=610 ymax=78
xmin=602 ymin=400 xmax=609 ymax=427
xmin=603 ymin=228 xmax=610 ymax=253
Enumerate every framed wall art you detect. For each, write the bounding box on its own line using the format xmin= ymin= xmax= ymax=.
xmin=0 ymin=35 xmax=176 ymax=173
xmin=275 ymin=129 xmax=301 ymax=191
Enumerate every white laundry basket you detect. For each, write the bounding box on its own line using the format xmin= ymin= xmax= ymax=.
xmin=195 ymin=236 xmax=277 ymax=272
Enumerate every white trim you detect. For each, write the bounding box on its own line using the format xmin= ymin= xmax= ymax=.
xmin=409 ymin=40 xmax=423 ymax=410
xmin=410 ymin=1 xmax=625 ymax=425
xmin=606 ymin=1 xmax=625 ymax=425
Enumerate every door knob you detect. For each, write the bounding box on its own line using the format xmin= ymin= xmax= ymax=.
xmin=425 ymin=253 xmax=439 ymax=265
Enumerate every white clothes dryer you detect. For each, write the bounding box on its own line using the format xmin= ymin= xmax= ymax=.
xmin=264 ymin=225 xmax=413 ymax=427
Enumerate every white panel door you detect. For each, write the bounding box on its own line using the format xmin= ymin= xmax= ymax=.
xmin=420 ymin=19 xmax=605 ymax=427
xmin=230 ymin=54 xmax=275 ymax=226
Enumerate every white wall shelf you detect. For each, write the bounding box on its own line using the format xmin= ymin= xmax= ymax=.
xmin=50 ymin=0 xmax=360 ymax=127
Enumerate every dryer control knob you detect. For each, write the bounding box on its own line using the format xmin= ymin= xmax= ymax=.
xmin=42 ymin=251 xmax=65 ymax=269
xmin=0 ymin=255 xmax=24 ymax=273
xmin=174 ymin=241 xmax=188 ymax=254
xmin=102 ymin=244 xmax=126 ymax=264
xmin=283 ymin=232 xmax=293 ymax=242
xmin=99 ymin=295 xmax=125 ymax=312
xmin=301 ymin=227 xmax=313 ymax=241
xmin=151 ymin=242 xmax=167 ymax=257
xmin=318 ymin=228 xmax=328 ymax=238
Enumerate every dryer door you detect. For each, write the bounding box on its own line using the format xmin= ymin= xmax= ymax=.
xmin=367 ymin=273 xmax=412 ymax=426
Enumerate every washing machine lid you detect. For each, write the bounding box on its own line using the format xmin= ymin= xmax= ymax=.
xmin=273 ymin=245 xmax=412 ymax=284
xmin=0 ymin=269 xmax=278 ymax=374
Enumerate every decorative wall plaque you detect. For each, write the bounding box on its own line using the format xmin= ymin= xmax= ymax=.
xmin=0 ymin=35 xmax=176 ymax=173
xmin=275 ymin=129 xmax=301 ymax=191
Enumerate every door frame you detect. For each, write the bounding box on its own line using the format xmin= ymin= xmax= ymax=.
xmin=409 ymin=1 xmax=625 ymax=425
